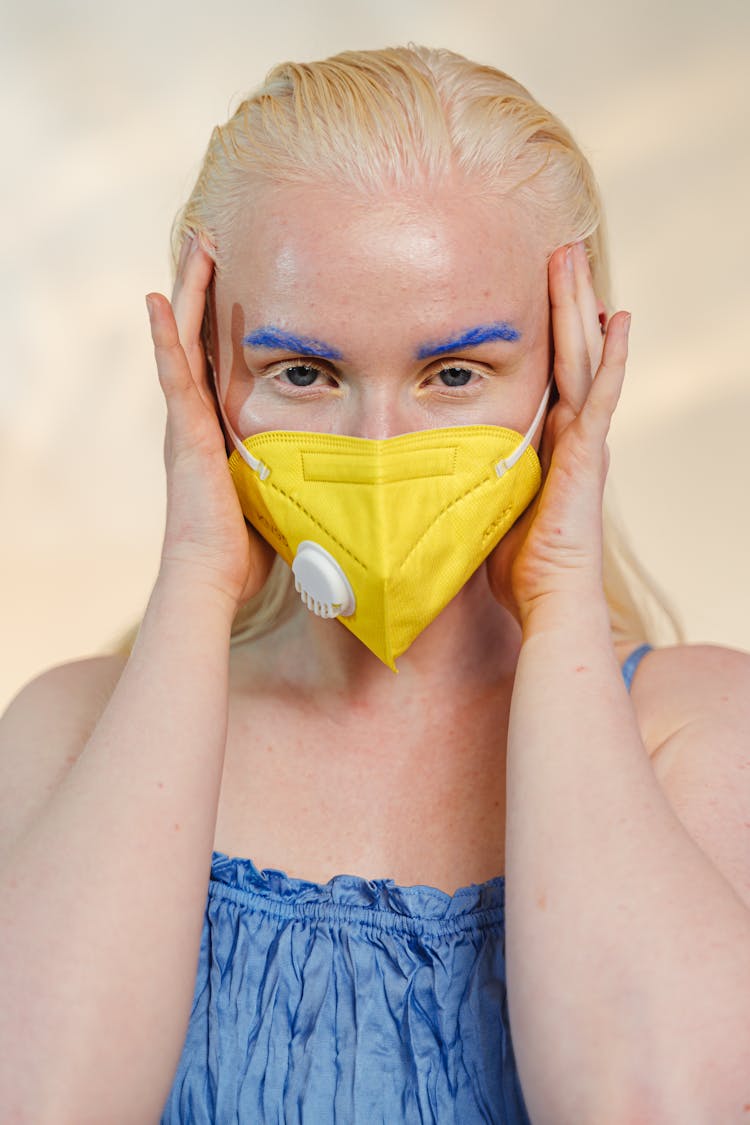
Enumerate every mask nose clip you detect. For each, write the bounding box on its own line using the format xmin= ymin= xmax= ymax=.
xmin=292 ymin=540 xmax=356 ymax=619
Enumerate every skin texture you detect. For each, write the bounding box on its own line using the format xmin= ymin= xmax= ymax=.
xmin=212 ymin=183 xmax=553 ymax=444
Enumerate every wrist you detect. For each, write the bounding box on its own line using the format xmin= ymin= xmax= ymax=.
xmin=519 ymin=583 xmax=611 ymax=644
xmin=154 ymin=559 xmax=240 ymax=625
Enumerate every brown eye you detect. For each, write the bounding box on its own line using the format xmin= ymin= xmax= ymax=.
xmin=438 ymin=367 xmax=472 ymax=387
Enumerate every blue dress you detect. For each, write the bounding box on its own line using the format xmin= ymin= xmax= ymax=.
xmin=160 ymin=645 xmax=653 ymax=1124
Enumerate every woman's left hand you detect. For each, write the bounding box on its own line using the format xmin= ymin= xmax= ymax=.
xmin=486 ymin=240 xmax=631 ymax=629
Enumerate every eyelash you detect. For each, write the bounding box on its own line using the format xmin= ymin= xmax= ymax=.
xmin=263 ymin=361 xmax=489 ymax=396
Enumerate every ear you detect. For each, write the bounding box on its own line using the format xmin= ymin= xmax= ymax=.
xmin=201 ymin=276 xmax=219 ymax=382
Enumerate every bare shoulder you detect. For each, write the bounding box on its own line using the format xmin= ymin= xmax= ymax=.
xmin=624 ymin=641 xmax=750 ymax=767
xmin=0 ymin=653 xmax=128 ymax=857
xmin=1 ymin=652 xmax=129 ymax=741
xmin=623 ymin=642 xmax=750 ymax=909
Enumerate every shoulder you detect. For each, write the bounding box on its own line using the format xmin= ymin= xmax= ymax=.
xmin=623 ymin=642 xmax=750 ymax=909
xmin=618 ymin=641 xmax=750 ymax=766
xmin=0 ymin=653 xmax=128 ymax=859
xmin=1 ymin=652 xmax=128 ymax=739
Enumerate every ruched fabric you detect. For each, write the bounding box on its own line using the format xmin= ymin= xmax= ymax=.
xmin=160 ymin=852 xmax=530 ymax=1124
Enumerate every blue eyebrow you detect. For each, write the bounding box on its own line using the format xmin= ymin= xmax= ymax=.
xmin=242 ymin=320 xmax=521 ymax=363
xmin=416 ymin=322 xmax=521 ymax=359
xmin=242 ymin=326 xmax=342 ymax=360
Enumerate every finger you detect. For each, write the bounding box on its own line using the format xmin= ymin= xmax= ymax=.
xmin=171 ymin=236 xmax=214 ymax=334
xmin=146 ymin=292 xmax=208 ymax=439
xmin=578 ymin=311 xmax=631 ymax=446
xmin=171 ymin=235 xmax=215 ymax=399
xmin=571 ymin=240 xmax=604 ymax=375
xmin=549 ymin=244 xmax=590 ymax=415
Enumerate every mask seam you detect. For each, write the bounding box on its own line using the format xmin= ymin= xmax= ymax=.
xmin=396 ymin=475 xmax=493 ymax=572
xmin=265 ymin=480 xmax=368 ymax=572
xmin=300 ymin=445 xmax=458 ymax=484
xmin=248 ymin=427 xmax=517 ymax=451
xmin=481 ymin=505 xmax=514 ymax=544
xmin=396 ymin=448 xmax=538 ymax=574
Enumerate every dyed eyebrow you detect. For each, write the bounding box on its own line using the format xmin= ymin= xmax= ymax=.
xmin=242 ymin=326 xmax=342 ymax=360
xmin=242 ymin=320 xmax=521 ymax=363
xmin=415 ymin=322 xmax=521 ymax=359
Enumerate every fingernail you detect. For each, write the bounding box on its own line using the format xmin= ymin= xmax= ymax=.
xmin=623 ymin=313 xmax=632 ymax=337
xmin=145 ymin=295 xmax=155 ymax=320
xmin=565 ymin=246 xmax=574 ymax=274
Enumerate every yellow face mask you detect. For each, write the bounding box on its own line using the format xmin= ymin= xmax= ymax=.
xmin=216 ymin=380 xmax=550 ymax=670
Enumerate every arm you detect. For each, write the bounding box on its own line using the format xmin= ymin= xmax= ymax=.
xmin=507 ymin=601 xmax=750 ymax=1125
xmin=0 ymin=238 xmax=272 ymax=1125
xmin=491 ymin=242 xmax=750 ymax=1124
xmin=0 ymin=572 xmax=235 ymax=1125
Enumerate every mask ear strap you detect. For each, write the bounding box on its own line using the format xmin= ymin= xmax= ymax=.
xmin=211 ymin=365 xmax=270 ymax=480
xmin=495 ymin=377 xmax=553 ymax=479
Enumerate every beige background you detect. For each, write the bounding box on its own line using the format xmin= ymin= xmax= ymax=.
xmin=2 ymin=0 xmax=748 ymax=714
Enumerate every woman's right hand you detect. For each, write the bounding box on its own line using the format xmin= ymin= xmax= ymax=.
xmin=146 ymin=235 xmax=275 ymax=611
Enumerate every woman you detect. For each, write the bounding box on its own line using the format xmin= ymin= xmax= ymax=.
xmin=2 ymin=46 xmax=750 ymax=1125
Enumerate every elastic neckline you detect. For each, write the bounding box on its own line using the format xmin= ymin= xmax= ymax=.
xmin=207 ymin=650 xmax=651 ymax=929
xmin=210 ymin=850 xmax=506 ymax=932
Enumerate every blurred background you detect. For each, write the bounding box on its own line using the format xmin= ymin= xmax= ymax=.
xmin=2 ymin=0 xmax=748 ymax=712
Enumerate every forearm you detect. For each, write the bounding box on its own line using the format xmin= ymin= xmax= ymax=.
xmin=0 ymin=570 xmax=234 ymax=1124
xmin=505 ymin=596 xmax=750 ymax=1125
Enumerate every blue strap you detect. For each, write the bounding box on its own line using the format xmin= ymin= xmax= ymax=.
xmin=621 ymin=644 xmax=653 ymax=692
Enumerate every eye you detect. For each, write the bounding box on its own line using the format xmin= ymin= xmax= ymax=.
xmin=436 ymin=366 xmax=473 ymax=388
xmin=281 ymin=364 xmax=322 ymax=387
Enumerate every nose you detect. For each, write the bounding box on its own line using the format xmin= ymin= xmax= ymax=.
xmin=346 ymin=384 xmax=416 ymax=440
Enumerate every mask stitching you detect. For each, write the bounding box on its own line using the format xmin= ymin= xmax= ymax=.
xmin=300 ymin=445 xmax=458 ymax=484
xmin=396 ymin=451 xmax=538 ymax=573
xmin=481 ymin=505 xmax=514 ymax=543
xmin=397 ymin=474 xmax=493 ymax=571
xmin=248 ymin=426 xmax=517 ymax=451
xmin=265 ymin=480 xmax=368 ymax=571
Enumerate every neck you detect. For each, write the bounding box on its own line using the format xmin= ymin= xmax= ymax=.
xmin=274 ymin=565 xmax=521 ymax=705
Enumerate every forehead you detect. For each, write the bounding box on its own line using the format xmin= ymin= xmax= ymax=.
xmin=221 ymin=181 xmax=548 ymax=333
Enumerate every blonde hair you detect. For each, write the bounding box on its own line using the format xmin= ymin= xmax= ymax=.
xmin=120 ymin=45 xmax=681 ymax=655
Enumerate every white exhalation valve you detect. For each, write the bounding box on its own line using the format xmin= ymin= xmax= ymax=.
xmin=291 ymin=540 xmax=356 ymax=619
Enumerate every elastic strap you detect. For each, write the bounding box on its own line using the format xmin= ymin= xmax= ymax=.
xmin=495 ymin=377 xmax=553 ymax=478
xmin=212 ymin=367 xmax=270 ymax=480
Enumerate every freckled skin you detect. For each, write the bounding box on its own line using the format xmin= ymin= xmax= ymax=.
xmin=210 ymin=180 xmax=553 ymax=444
